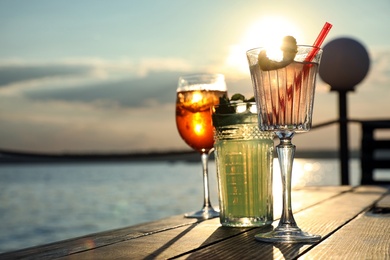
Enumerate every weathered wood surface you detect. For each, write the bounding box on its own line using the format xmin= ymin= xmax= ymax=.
xmin=1 ymin=186 xmax=388 ymax=260
xmin=174 ymin=186 xmax=389 ymax=260
xmin=303 ymin=192 xmax=390 ymax=259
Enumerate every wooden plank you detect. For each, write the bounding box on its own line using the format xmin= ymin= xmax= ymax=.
xmin=371 ymin=159 xmax=390 ymax=169
xmin=373 ymin=140 xmax=390 ymax=149
xmin=1 ymin=187 xmax=350 ymax=259
xmin=302 ymin=205 xmax=390 ymax=258
xmin=273 ymin=186 xmax=353 ymax=219
xmin=59 ymin=218 xmax=253 ymax=260
xmin=372 ymin=193 xmax=390 ymax=213
xmin=361 ymin=120 xmax=390 ymax=129
xmin=0 ymin=215 xmax=198 ymax=259
xmin=360 ymin=119 xmax=390 ymax=184
xmin=55 ymin=187 xmax=365 ymax=259
xmin=37 ymin=187 xmax=344 ymax=259
xmin=376 ymin=194 xmax=390 ymax=208
xmin=173 ymin=186 xmax=387 ymax=259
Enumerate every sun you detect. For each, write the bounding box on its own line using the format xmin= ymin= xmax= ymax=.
xmin=245 ymin=16 xmax=303 ymax=50
xmin=225 ymin=16 xmax=303 ymax=74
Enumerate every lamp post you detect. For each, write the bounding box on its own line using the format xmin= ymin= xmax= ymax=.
xmin=319 ymin=37 xmax=370 ymax=185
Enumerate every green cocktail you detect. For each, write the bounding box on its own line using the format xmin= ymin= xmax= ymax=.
xmin=212 ymin=102 xmax=274 ymax=227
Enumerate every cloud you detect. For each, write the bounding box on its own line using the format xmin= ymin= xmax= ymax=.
xmin=0 ymin=94 xmax=185 ymax=152
xmin=366 ymin=48 xmax=390 ymax=87
xmin=0 ymin=63 xmax=91 ymax=87
xmin=24 ymin=70 xmax=184 ymax=108
xmin=1 ymin=48 xmax=390 ymax=153
xmin=0 ymin=57 xmax=201 ymax=152
xmin=0 ymin=58 xmax=197 ymax=108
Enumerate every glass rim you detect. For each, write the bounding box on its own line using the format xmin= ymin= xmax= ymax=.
xmin=178 ymin=73 xmax=225 ymax=80
xmin=213 ymin=101 xmax=256 ymax=108
xmin=177 ymin=73 xmax=227 ymax=92
xmin=246 ymin=45 xmax=322 ymax=54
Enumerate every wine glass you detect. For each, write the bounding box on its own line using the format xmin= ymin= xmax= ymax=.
xmin=247 ymin=45 xmax=323 ymax=243
xmin=175 ymin=73 xmax=227 ymax=219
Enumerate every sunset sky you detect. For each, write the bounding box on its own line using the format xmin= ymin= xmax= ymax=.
xmin=0 ymin=0 xmax=389 ymax=154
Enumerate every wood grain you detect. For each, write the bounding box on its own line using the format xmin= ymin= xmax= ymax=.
xmin=57 ymin=187 xmax=347 ymax=259
xmin=173 ymin=186 xmax=387 ymax=259
xmin=302 ymin=210 xmax=390 ymax=259
xmin=1 ymin=186 xmax=387 ymax=260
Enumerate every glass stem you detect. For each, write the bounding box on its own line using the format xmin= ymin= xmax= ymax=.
xmin=276 ymin=132 xmax=298 ymax=230
xmin=201 ymin=151 xmax=212 ymax=209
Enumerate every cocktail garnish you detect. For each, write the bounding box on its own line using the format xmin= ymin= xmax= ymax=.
xmin=213 ymin=93 xmax=258 ymax=126
xmin=215 ymin=93 xmax=255 ymax=115
xmin=219 ymin=93 xmax=254 ymax=105
xmin=230 ymin=93 xmax=245 ymax=102
xmin=258 ymin=36 xmax=298 ymax=71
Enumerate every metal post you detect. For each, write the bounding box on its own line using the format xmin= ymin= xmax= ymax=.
xmin=338 ymin=90 xmax=349 ymax=185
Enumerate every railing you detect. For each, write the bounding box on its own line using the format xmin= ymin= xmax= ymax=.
xmin=312 ymin=118 xmax=390 ymax=185
xmin=360 ymin=120 xmax=390 ymax=184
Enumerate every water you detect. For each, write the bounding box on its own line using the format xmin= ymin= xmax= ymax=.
xmin=0 ymin=158 xmax=386 ymax=253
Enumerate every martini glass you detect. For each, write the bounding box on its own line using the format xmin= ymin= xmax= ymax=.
xmin=175 ymin=74 xmax=227 ymax=219
xmin=247 ymin=45 xmax=323 ymax=243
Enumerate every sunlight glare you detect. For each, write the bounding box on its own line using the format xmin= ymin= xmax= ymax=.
xmin=273 ymin=159 xmax=321 ymax=190
xmin=193 ymin=113 xmax=204 ymax=135
xmin=191 ymin=92 xmax=203 ymax=103
xmin=194 ymin=123 xmax=203 ymax=134
xmin=226 ymin=16 xmax=302 ymax=74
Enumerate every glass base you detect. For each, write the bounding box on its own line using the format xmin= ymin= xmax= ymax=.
xmin=184 ymin=206 xmax=219 ymax=220
xmin=255 ymin=226 xmax=321 ymax=244
xmin=220 ymin=217 xmax=273 ymax=228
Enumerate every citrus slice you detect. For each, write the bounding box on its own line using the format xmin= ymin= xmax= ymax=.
xmin=258 ymin=36 xmax=298 ymax=71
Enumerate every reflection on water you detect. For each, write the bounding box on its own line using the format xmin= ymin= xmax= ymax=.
xmin=270 ymin=158 xmax=358 ymax=223
xmin=277 ymin=158 xmax=361 ymax=188
xmin=0 ymin=158 xmax=380 ymax=253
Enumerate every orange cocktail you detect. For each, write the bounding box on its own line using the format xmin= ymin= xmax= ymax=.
xmin=175 ymin=73 xmax=227 ymax=219
xmin=176 ymin=90 xmax=227 ymax=153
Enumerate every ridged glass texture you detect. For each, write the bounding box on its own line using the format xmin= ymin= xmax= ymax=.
xmin=212 ymin=103 xmax=274 ymax=227
xmin=247 ymin=47 xmax=321 ymax=132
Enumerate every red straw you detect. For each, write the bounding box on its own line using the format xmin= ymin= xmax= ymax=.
xmin=289 ymin=22 xmax=333 ymax=114
xmin=305 ymin=22 xmax=333 ymax=62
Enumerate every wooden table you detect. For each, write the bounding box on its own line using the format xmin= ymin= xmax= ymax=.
xmin=2 ymin=185 xmax=389 ymax=259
